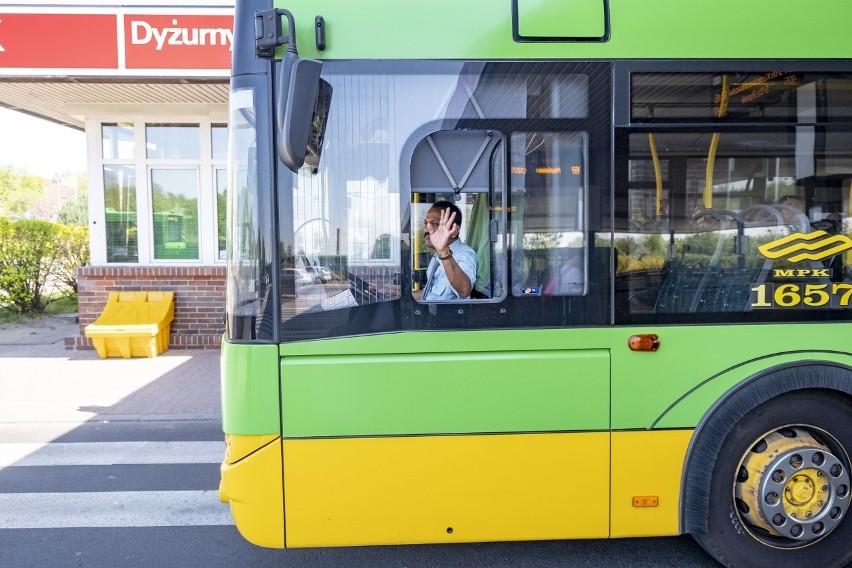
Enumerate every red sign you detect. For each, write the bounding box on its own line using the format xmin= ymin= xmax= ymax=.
xmin=0 ymin=11 xmax=232 ymax=75
xmin=0 ymin=14 xmax=118 ymax=68
xmin=124 ymin=14 xmax=233 ymax=70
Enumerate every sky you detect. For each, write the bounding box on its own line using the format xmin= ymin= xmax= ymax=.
xmin=0 ymin=107 xmax=88 ymax=179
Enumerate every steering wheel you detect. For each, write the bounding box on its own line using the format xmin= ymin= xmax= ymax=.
xmin=688 ymin=208 xmax=738 ymax=230
xmin=739 ymin=204 xmax=783 ymax=226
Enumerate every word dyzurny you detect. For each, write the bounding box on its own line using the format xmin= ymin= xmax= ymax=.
xmin=130 ymin=19 xmax=233 ymax=51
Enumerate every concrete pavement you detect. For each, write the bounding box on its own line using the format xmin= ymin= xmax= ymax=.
xmin=0 ymin=315 xmax=221 ymax=424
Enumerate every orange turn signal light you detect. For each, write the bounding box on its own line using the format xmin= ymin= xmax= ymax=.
xmin=632 ymin=496 xmax=659 ymax=508
xmin=628 ymin=334 xmax=660 ymax=352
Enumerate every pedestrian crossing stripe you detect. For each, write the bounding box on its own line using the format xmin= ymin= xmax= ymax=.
xmin=0 ymin=441 xmax=223 ymax=467
xmin=0 ymin=491 xmax=233 ymax=528
xmin=0 ymin=440 xmax=232 ymax=529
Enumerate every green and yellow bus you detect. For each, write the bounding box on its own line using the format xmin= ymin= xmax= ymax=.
xmin=219 ymin=2 xmax=852 ymax=566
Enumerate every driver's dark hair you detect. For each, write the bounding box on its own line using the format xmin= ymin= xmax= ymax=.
xmin=431 ymin=200 xmax=463 ymax=228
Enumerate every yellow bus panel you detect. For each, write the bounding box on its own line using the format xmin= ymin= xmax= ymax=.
xmin=610 ymin=429 xmax=693 ymax=537
xmin=283 ymin=432 xmax=609 ymax=547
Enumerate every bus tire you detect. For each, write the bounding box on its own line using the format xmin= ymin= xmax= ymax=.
xmin=694 ymin=390 xmax=852 ymax=568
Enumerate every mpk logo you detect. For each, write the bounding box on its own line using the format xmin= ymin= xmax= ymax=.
xmin=758 ymin=231 xmax=852 ymax=262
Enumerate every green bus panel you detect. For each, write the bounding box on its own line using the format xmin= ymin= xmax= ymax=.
xmin=610 ymin=323 xmax=852 ymax=430
xmin=221 ymin=340 xmax=281 ymax=435
xmin=280 ymin=0 xmax=852 ymax=60
xmin=652 ymin=352 xmax=852 ymax=429
xmin=274 ymin=323 xmax=852 ymax=433
xmin=280 ymin=349 xmax=610 ymax=438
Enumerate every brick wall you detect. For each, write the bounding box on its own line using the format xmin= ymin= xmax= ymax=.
xmin=69 ymin=266 xmax=226 ymax=350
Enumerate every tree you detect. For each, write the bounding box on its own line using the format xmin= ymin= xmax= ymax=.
xmin=370 ymin=233 xmax=392 ymax=259
xmin=523 ymin=232 xmax=559 ymax=249
xmin=58 ymin=193 xmax=89 ymax=226
xmin=0 ymin=166 xmax=45 ymax=217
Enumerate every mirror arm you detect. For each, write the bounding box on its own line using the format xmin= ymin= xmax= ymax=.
xmin=263 ymin=7 xmax=330 ymax=173
xmin=255 ymin=8 xmax=298 ymax=58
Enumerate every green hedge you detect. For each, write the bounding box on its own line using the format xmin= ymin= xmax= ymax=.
xmin=0 ymin=218 xmax=89 ymax=314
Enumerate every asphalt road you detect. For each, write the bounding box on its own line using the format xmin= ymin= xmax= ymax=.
xmin=0 ymin=420 xmax=720 ymax=568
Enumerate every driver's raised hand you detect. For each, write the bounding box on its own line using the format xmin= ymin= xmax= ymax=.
xmin=426 ymin=207 xmax=458 ymax=254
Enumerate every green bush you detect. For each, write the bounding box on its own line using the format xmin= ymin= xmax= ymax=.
xmin=55 ymin=224 xmax=90 ymax=293
xmin=0 ymin=218 xmax=57 ymax=314
xmin=0 ymin=218 xmax=90 ymax=315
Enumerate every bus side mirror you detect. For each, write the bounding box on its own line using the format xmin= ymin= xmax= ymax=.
xmin=276 ymin=50 xmax=332 ymax=174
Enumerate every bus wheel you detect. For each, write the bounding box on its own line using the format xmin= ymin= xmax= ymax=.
xmin=696 ymin=391 xmax=852 ymax=568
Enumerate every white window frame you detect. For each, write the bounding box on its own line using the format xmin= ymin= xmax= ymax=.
xmin=86 ymin=109 xmax=228 ymax=266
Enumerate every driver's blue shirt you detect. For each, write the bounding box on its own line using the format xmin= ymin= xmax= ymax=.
xmin=422 ymin=239 xmax=477 ymax=301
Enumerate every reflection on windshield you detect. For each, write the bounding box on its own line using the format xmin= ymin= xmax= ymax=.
xmin=280 ymin=62 xmax=595 ymax=324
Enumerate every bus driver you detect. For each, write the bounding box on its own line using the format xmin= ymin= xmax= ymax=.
xmin=413 ymin=200 xmax=477 ymax=301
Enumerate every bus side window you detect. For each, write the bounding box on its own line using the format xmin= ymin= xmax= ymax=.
xmin=509 ymin=131 xmax=589 ymax=296
xmin=409 ymin=129 xmax=506 ymax=301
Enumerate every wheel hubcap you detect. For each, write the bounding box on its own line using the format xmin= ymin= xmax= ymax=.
xmin=735 ymin=427 xmax=850 ymax=543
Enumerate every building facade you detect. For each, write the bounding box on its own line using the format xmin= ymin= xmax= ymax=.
xmin=0 ymin=0 xmax=235 ymax=348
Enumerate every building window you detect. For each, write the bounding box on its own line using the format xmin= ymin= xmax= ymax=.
xmin=95 ymin=120 xmax=226 ymax=265
xmin=102 ymin=123 xmax=138 ymax=263
xmin=103 ymin=165 xmax=138 ymax=263
xmin=215 ymin=168 xmax=227 ymax=260
xmin=102 ymin=123 xmax=134 ymax=159
xmin=212 ymin=124 xmax=228 ymax=260
xmin=151 ymin=168 xmax=199 ymax=260
xmin=212 ymin=124 xmax=227 ymax=160
xmin=146 ymin=124 xmax=200 ymax=159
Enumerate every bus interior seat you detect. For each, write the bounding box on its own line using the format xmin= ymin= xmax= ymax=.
xmin=654 ymin=261 xmax=770 ymax=314
xmin=654 ymin=208 xmax=771 ymax=314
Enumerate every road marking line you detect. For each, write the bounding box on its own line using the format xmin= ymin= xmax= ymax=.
xmin=0 ymin=490 xmax=233 ymax=528
xmin=0 ymin=441 xmax=223 ymax=467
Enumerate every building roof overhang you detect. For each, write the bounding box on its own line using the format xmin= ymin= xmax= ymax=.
xmin=0 ymin=78 xmax=229 ymax=129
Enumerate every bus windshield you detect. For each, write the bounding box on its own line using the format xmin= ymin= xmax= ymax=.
xmin=273 ymin=61 xmax=606 ymax=341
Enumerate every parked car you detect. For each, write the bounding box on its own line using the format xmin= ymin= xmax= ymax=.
xmin=306 ymin=265 xmax=333 ymax=283
xmin=281 ymin=267 xmax=313 ymax=286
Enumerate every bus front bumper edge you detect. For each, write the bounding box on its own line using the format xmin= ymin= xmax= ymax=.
xmin=219 ymin=434 xmax=285 ymax=548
